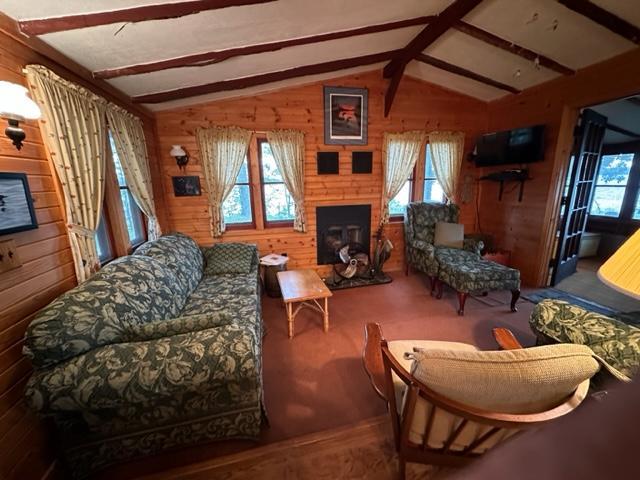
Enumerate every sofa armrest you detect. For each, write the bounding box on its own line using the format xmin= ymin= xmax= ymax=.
xmin=26 ymin=323 xmax=259 ymax=414
xmin=122 ymin=312 xmax=234 ymax=342
xmin=463 ymin=237 xmax=484 ymax=255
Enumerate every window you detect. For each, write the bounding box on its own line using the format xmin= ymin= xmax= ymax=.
xmin=95 ymin=208 xmax=114 ymax=264
xmin=634 ymin=194 xmax=640 ymax=220
xmin=259 ymin=140 xmax=295 ymax=225
xmin=222 ymin=156 xmax=254 ymax=226
xmin=423 ymin=147 xmax=445 ymax=203
xmin=590 ymin=153 xmax=634 ymax=217
xmin=388 ymin=172 xmax=413 ymax=218
xmin=109 ymin=134 xmax=146 ymax=246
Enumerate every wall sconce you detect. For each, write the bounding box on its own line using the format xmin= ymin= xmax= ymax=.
xmin=0 ymin=81 xmax=41 ymax=150
xmin=170 ymin=145 xmax=189 ymax=171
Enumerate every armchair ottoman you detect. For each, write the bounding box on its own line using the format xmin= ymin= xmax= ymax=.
xmin=436 ymin=256 xmax=521 ymax=315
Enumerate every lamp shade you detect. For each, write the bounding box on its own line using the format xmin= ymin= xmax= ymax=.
xmin=598 ymin=228 xmax=640 ymax=299
xmin=0 ymin=81 xmax=41 ymax=121
xmin=170 ymin=145 xmax=186 ymax=157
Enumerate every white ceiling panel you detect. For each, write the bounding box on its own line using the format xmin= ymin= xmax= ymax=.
xmin=147 ymin=64 xmax=386 ymax=111
xmin=464 ymin=0 xmax=635 ymax=69
xmin=0 ymin=0 xmax=168 ymax=19
xmin=109 ymin=27 xmax=420 ymax=96
xmin=592 ymin=0 xmax=640 ymax=29
xmin=426 ymin=29 xmax=560 ymax=91
xmin=15 ymin=0 xmax=449 ymax=71
xmin=405 ymin=61 xmax=508 ymax=102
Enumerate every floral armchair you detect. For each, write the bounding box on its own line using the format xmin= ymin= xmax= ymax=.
xmin=404 ymin=202 xmax=483 ymax=291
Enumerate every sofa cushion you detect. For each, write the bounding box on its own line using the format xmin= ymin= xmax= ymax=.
xmin=410 ymin=344 xmax=599 ymax=414
xmin=530 ymin=299 xmax=640 ymax=378
xmin=134 ymin=233 xmax=203 ymax=297
xmin=193 ymin=273 xmax=259 ymax=297
xmin=204 ymin=243 xmax=256 ymax=275
xmin=182 ymin=291 xmax=260 ymax=327
xmin=434 ymin=222 xmax=464 ymax=248
xmin=23 ymin=256 xmax=184 ymax=369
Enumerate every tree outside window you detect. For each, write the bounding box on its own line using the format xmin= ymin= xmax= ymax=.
xmin=222 ymin=157 xmax=253 ymax=225
xmin=590 ymin=153 xmax=634 ymax=218
xmin=423 ymin=147 xmax=445 ymax=203
xmin=259 ymin=140 xmax=295 ymax=225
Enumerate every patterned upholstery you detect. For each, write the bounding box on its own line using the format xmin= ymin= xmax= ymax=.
xmin=204 ymin=242 xmax=256 ymax=275
xmin=133 ymin=232 xmax=204 ymax=297
xmin=23 ymin=235 xmax=263 ymax=478
xmin=23 ymin=255 xmax=185 ymax=369
xmin=404 ymin=202 xmax=483 ymax=277
xmin=530 ymin=299 xmax=639 ymax=379
xmin=438 ymin=256 xmax=520 ymax=294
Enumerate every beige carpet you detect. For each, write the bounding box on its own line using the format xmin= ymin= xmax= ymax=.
xmin=556 ymin=258 xmax=640 ymax=313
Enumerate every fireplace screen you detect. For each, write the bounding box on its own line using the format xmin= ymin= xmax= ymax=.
xmin=316 ymin=205 xmax=371 ymax=265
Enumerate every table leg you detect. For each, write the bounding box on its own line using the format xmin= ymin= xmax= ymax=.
xmin=287 ymin=302 xmax=294 ymax=338
xmin=323 ymin=297 xmax=329 ymax=333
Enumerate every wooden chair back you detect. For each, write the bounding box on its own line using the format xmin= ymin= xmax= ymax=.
xmin=363 ymin=323 xmax=591 ymax=476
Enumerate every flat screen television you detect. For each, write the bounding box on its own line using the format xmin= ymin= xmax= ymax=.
xmin=473 ymin=125 xmax=545 ymax=167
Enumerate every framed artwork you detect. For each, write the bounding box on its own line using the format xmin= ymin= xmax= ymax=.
xmin=172 ymin=176 xmax=202 ymax=196
xmin=0 ymin=172 xmax=38 ymax=236
xmin=323 ymin=86 xmax=368 ymax=145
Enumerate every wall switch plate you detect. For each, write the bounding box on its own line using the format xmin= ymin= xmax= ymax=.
xmin=0 ymin=240 xmax=21 ymax=274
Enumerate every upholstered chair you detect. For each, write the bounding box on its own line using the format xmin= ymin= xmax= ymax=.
xmin=404 ymin=202 xmax=482 ymax=292
xmin=363 ymin=323 xmax=600 ymax=479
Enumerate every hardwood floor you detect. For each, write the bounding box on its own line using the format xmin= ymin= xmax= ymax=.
xmin=137 ymin=416 xmax=448 ymax=480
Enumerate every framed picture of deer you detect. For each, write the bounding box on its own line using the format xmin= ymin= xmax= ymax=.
xmin=323 ymin=86 xmax=368 ymax=145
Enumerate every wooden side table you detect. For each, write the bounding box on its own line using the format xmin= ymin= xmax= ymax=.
xmin=277 ymin=269 xmax=333 ymax=338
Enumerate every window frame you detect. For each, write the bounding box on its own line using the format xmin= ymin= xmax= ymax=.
xmin=96 ymin=205 xmax=116 ymax=265
xmin=223 ymin=155 xmax=256 ymax=230
xmin=423 ymin=145 xmax=447 ymax=204
xmin=586 ymin=141 xmax=640 ymax=235
xmin=257 ymin=138 xmax=295 ymax=228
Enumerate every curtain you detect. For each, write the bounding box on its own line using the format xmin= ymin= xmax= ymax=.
xmin=428 ymin=131 xmax=465 ymax=203
xmin=106 ymin=104 xmax=161 ymax=240
xmin=25 ymin=64 xmax=107 ymax=283
xmin=196 ymin=125 xmax=252 ymax=237
xmin=380 ymin=130 xmax=426 ymax=226
xmin=265 ymin=129 xmax=306 ymax=232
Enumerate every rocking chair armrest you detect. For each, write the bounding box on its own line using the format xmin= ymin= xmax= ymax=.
xmin=492 ymin=327 xmax=524 ymax=350
xmin=363 ymin=323 xmax=387 ymax=400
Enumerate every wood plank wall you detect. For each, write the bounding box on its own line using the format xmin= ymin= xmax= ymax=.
xmin=0 ymin=27 xmax=166 ymax=479
xmin=483 ymin=47 xmax=640 ymax=286
xmin=154 ymin=70 xmax=488 ymax=275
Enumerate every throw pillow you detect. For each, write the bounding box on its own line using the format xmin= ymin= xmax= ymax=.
xmin=433 ymin=221 xmax=464 ymax=248
xmin=204 ymin=243 xmax=255 ymax=275
xmin=410 ymin=344 xmax=599 ymax=414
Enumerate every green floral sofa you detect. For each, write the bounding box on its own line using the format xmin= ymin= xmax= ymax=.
xmin=404 ymin=202 xmax=483 ymax=288
xmin=530 ymin=299 xmax=639 ymax=380
xmin=23 ymin=233 xmax=263 ymax=478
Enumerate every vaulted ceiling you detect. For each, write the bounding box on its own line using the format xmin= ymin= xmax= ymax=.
xmin=2 ymin=0 xmax=639 ymax=112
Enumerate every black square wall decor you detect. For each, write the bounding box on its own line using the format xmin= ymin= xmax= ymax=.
xmin=317 ymin=152 xmax=339 ymax=174
xmin=352 ymin=151 xmax=373 ymax=174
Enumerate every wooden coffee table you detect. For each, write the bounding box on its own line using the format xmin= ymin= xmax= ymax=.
xmin=277 ymin=269 xmax=333 ymax=338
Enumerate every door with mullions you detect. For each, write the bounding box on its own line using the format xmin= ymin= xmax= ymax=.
xmin=551 ymin=109 xmax=607 ymax=285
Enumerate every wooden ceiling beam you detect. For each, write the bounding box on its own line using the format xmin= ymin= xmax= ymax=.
xmin=383 ymin=0 xmax=484 ymax=80
xmin=558 ymin=0 xmax=640 ymax=44
xmin=416 ymin=53 xmax=520 ymax=94
xmin=132 ymin=49 xmax=400 ymax=104
xmin=382 ymin=0 xmax=483 ymax=117
xmin=94 ymin=15 xmax=434 ymax=79
xmin=18 ymin=0 xmax=277 ymax=36
xmin=453 ymin=21 xmax=575 ymax=75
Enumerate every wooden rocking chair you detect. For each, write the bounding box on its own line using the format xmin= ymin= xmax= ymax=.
xmin=363 ymin=324 xmax=597 ymax=479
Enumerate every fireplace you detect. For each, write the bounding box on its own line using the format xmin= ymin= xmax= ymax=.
xmin=316 ymin=205 xmax=371 ymax=265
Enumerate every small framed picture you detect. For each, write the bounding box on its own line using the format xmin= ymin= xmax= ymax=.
xmin=172 ymin=176 xmax=201 ymax=196
xmin=0 ymin=172 xmax=38 ymax=236
xmin=323 ymin=86 xmax=368 ymax=145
